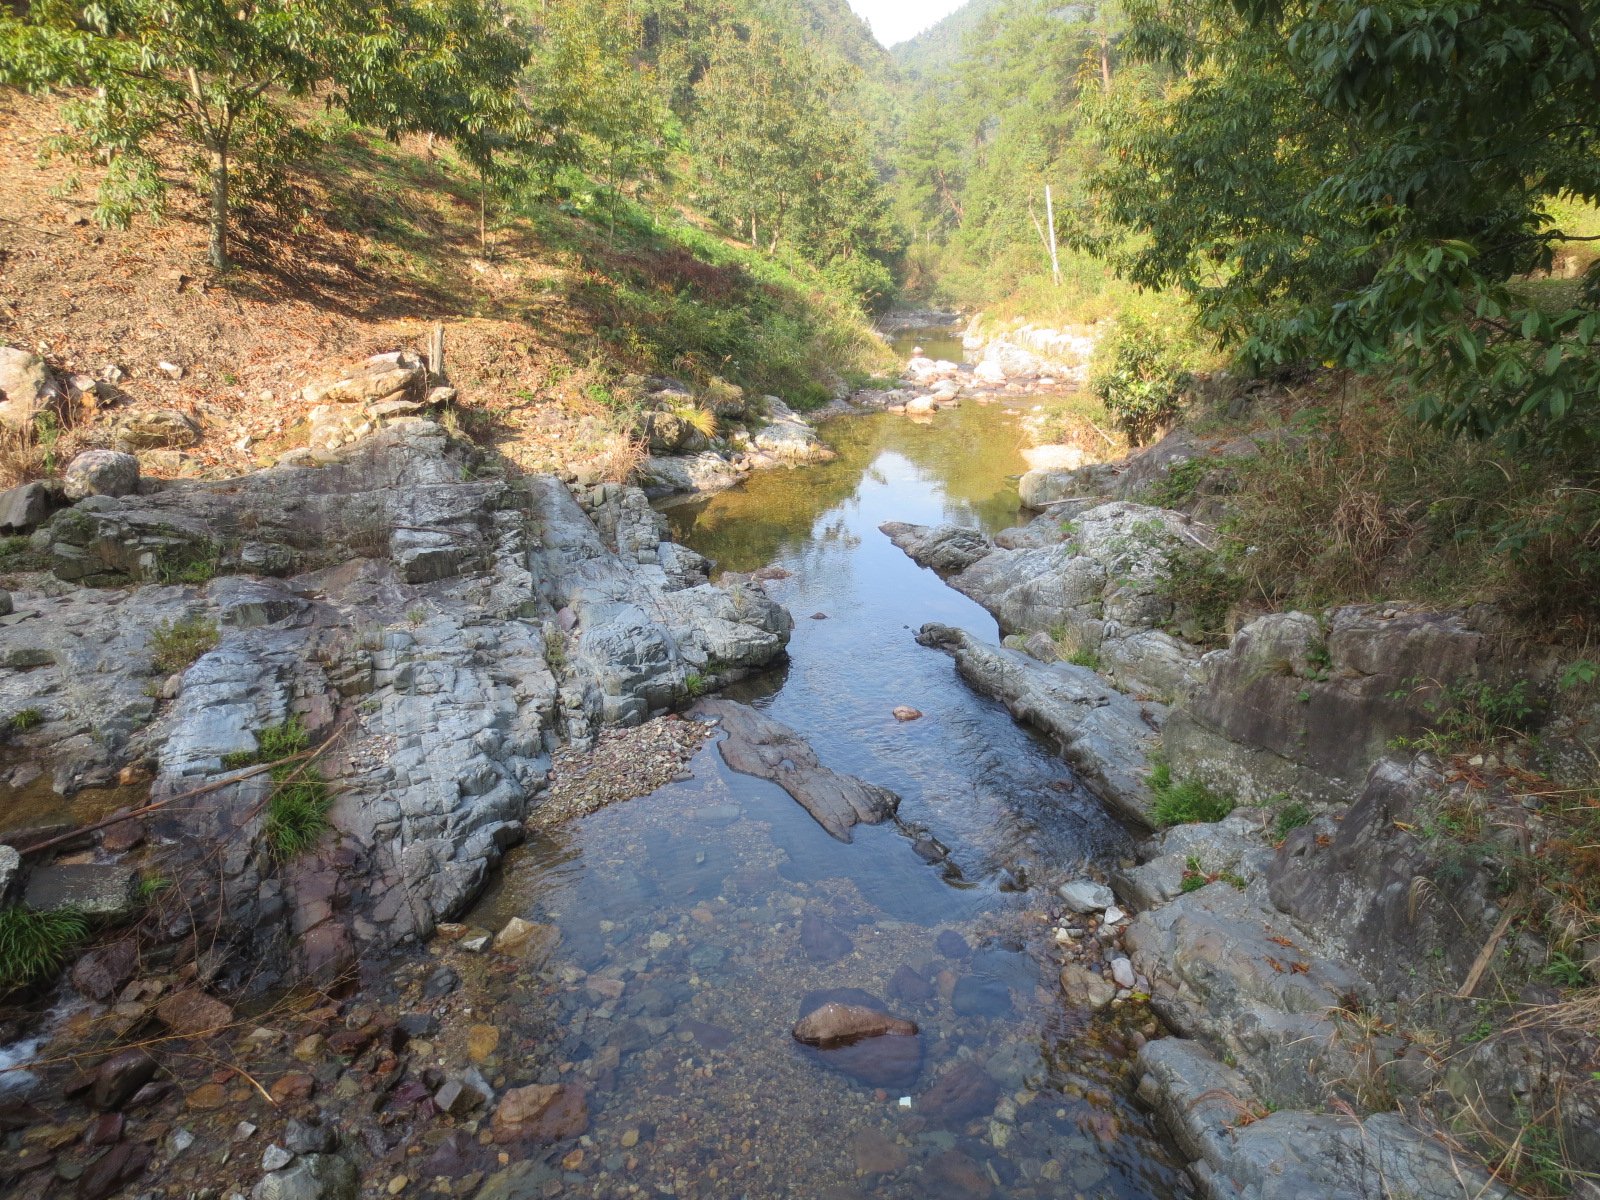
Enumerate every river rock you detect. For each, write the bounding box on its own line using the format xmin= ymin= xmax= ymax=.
xmin=251 ymin=1152 xmax=358 ymax=1200
xmin=850 ymin=1128 xmax=909 ymax=1174
xmin=892 ymin=705 xmax=922 ymax=721
xmin=751 ymin=415 xmax=835 ymax=463
xmin=155 ymin=989 xmax=233 ymax=1036
xmin=918 ymin=1061 xmax=1001 ymax=1129
xmin=71 ymin=939 xmax=140 ymax=1002
xmin=792 ymin=1003 xmax=917 ymax=1046
xmin=887 ymin=504 xmax=1203 ymax=702
xmin=924 ymin=1149 xmax=993 ymax=1199
xmin=23 ymin=862 xmax=138 ymax=919
xmin=62 ymin=450 xmax=140 ymax=500
xmin=492 ymin=917 xmax=560 ymax=960
xmin=490 ymin=1083 xmax=588 ymax=1143
xmin=1058 ymin=964 xmax=1115 ymax=1010
xmin=78 ymin=1142 xmax=152 ymax=1200
xmin=800 ymin=912 xmax=854 ymax=961
xmin=692 ymin=699 xmax=898 ymax=841
xmin=86 ymin=1049 xmax=159 ymax=1111
xmin=0 ymin=480 xmax=57 ymax=532
xmin=302 ymin=353 xmax=423 ymax=405
xmin=887 ymin=964 xmax=934 ymax=1003
xmin=1058 ymin=879 xmax=1114 ymax=912
xmin=951 ymin=975 xmax=1013 ymax=1019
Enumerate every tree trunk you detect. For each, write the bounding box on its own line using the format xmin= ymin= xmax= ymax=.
xmin=207 ymin=146 xmax=229 ymax=270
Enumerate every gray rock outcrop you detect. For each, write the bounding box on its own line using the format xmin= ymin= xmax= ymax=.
xmin=914 ymin=623 xmax=1164 ymax=824
xmin=0 ymin=346 xmax=61 ymax=430
xmin=1138 ymin=1038 xmax=1518 ymax=1200
xmin=5 ymin=419 xmax=793 ymax=990
xmin=885 ymin=504 xmax=1203 ymax=702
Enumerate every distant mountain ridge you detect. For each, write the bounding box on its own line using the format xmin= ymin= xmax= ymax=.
xmin=890 ymin=0 xmax=1004 ymax=78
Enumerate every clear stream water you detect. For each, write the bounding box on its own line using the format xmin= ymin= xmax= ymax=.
xmin=470 ymin=340 xmax=1188 ymax=1199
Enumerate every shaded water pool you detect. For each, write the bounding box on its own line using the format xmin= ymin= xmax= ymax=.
xmin=470 ymin=403 xmax=1187 ymax=1199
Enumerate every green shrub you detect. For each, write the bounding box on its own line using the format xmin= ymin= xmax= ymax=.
xmin=683 ymin=671 xmax=707 ymax=697
xmin=1149 ymin=760 xmax=1235 ymax=826
xmin=1143 ymin=457 xmax=1211 ymax=508
xmin=150 ymin=615 xmax=219 ymax=675
xmin=0 ymin=907 xmax=88 ymax=989
xmin=1089 ymin=313 xmax=1199 ymax=444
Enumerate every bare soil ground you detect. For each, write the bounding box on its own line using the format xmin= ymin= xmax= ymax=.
xmin=0 ymin=89 xmax=639 ymax=485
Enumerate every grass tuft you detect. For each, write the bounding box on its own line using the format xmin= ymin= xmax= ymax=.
xmin=1149 ymin=759 xmax=1235 ymax=827
xmin=255 ymin=717 xmax=329 ymax=860
xmin=9 ymin=708 xmax=43 ymax=732
xmin=0 ymin=907 xmax=88 ymax=989
xmin=150 ymin=614 xmax=220 ymax=676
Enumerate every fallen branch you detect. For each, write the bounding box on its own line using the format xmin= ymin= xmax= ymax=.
xmin=1458 ymin=902 xmax=1520 ymax=999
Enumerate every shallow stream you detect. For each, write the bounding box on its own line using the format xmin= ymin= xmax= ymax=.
xmin=467 ymin=365 xmax=1188 ymax=1198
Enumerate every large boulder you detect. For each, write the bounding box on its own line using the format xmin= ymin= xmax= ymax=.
xmin=0 ymin=480 xmax=57 ymax=532
xmin=62 ymin=450 xmax=140 ymax=500
xmin=0 ymin=346 xmax=59 ymax=430
xmin=752 ymin=416 xmax=834 ymax=463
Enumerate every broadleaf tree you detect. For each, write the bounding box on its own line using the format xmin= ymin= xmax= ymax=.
xmin=1077 ymin=0 xmax=1600 ymax=450
xmin=0 ymin=0 xmax=551 ymax=268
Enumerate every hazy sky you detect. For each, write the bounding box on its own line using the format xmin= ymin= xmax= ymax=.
xmin=848 ymin=0 xmax=969 ymax=47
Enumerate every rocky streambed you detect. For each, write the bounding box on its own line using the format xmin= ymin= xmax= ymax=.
xmin=1 ymin=338 xmax=1591 ymax=1200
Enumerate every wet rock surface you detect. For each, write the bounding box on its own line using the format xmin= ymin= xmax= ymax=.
xmin=689 ymin=699 xmax=900 ymax=841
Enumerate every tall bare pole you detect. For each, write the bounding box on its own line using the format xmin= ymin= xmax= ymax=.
xmin=1045 ymin=184 xmax=1061 ymax=287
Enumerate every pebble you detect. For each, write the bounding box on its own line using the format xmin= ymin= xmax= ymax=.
xmin=387 ymin=1176 xmax=408 ymax=1194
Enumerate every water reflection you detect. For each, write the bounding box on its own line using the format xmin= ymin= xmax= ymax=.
xmin=478 ymin=402 xmax=1185 ymax=1198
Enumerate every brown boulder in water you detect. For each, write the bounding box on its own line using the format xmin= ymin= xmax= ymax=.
xmin=792 ymin=1003 xmax=917 ymax=1047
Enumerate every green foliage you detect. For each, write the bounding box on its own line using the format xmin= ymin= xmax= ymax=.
xmin=1148 ymin=759 xmax=1235 ymax=827
xmin=0 ymin=907 xmax=88 ymax=989
xmin=683 ymin=671 xmax=707 ymax=697
xmin=1090 ymin=311 xmax=1200 ymax=444
xmin=1274 ymin=802 xmax=1313 ymax=840
xmin=256 ymin=717 xmax=328 ymax=860
xmin=3 ymin=0 xmax=559 ymax=268
xmin=137 ymin=875 xmax=172 ymax=902
xmin=1160 ymin=389 xmax=1600 ymax=630
xmin=1064 ymin=648 xmax=1101 ymax=670
xmin=1082 ymin=0 xmax=1600 ymax=456
xmin=220 ymin=751 xmax=256 ymax=771
xmin=265 ymin=774 xmax=333 ymax=860
xmin=9 ymin=708 xmax=43 ymax=732
xmin=1395 ymin=678 xmax=1541 ymax=755
xmin=1542 ymin=952 xmax=1589 ymax=989
xmin=258 ymin=715 xmax=310 ymax=760
xmin=1142 ymin=457 xmax=1210 ymax=509
xmin=158 ymin=544 xmax=220 ymax=586
xmin=149 ymin=615 xmax=219 ymax=676
xmin=1559 ymin=660 xmax=1597 ymax=690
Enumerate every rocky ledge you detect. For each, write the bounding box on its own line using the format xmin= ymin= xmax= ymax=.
xmin=0 ymin=419 xmax=792 ymax=996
